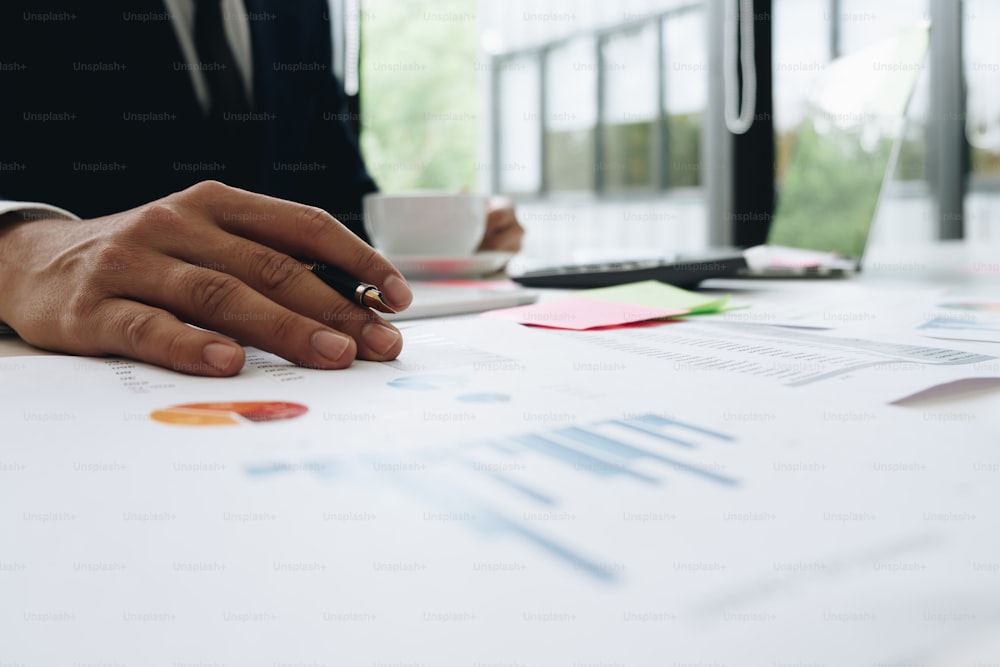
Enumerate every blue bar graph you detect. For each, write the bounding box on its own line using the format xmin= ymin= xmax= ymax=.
xmin=454 ymin=456 xmax=557 ymax=506
xmin=554 ymin=426 xmax=738 ymax=487
xmin=611 ymin=419 xmax=699 ymax=448
xmin=243 ymin=413 xmax=739 ymax=582
xmin=630 ymin=413 xmax=736 ymax=441
xmin=511 ymin=434 xmax=659 ymax=485
xmin=388 ymin=465 xmax=619 ymax=582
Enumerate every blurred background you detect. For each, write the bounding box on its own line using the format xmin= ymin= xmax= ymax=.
xmin=326 ymin=0 xmax=999 ymax=262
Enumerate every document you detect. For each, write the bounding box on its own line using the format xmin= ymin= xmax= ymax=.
xmin=2 ymin=317 xmax=999 ymax=665
xmin=915 ymin=297 xmax=1000 ymax=343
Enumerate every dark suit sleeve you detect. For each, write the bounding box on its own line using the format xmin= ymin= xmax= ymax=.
xmin=300 ymin=0 xmax=379 ymax=242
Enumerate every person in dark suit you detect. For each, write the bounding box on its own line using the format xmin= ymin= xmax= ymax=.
xmin=0 ymin=0 xmax=522 ymax=376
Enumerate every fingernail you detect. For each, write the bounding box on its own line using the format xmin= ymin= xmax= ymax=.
xmin=362 ymin=322 xmax=402 ymax=356
xmin=202 ymin=342 xmax=238 ymax=371
xmin=311 ymin=330 xmax=352 ymax=362
xmin=381 ymin=274 xmax=412 ymax=310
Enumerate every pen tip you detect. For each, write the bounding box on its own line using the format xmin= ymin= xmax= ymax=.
xmin=363 ymin=290 xmax=396 ymax=314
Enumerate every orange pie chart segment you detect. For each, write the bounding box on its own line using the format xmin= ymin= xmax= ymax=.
xmin=150 ymin=401 xmax=308 ymax=426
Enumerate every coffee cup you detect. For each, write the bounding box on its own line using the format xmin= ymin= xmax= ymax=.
xmin=363 ymin=192 xmax=488 ymax=257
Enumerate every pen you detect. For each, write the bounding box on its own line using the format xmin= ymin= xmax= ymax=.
xmin=303 ymin=260 xmax=396 ymax=314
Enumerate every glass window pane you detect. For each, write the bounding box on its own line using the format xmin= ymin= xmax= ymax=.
xmin=836 ymin=0 xmax=933 ymax=246
xmin=964 ymin=1 xmax=1000 ymax=181
xmin=497 ymin=57 xmax=542 ymax=194
xmin=601 ymin=23 xmax=658 ymax=193
xmin=964 ymin=0 xmax=1000 ymax=241
xmin=545 ymin=38 xmax=598 ymax=192
xmin=360 ymin=0 xmax=477 ymax=191
xmin=772 ymin=0 xmax=830 ymax=184
xmin=662 ymin=9 xmax=707 ymax=188
xmin=838 ymin=0 xmax=929 ymax=54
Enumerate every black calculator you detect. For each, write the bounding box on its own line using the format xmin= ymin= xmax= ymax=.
xmin=509 ymin=253 xmax=748 ymax=289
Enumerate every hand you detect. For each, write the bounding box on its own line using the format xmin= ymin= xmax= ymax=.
xmin=478 ymin=197 xmax=524 ymax=253
xmin=0 ymin=181 xmax=413 ymax=377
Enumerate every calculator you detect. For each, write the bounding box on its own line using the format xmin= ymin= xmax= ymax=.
xmin=509 ymin=253 xmax=748 ymax=289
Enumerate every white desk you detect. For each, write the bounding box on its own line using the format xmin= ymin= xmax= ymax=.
xmin=2 ymin=241 xmax=999 ymax=666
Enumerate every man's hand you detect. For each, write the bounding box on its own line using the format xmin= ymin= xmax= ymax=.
xmin=0 ymin=181 xmax=412 ymax=376
xmin=478 ymin=197 xmax=524 ymax=253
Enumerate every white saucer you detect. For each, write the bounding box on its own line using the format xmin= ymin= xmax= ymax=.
xmin=386 ymin=251 xmax=515 ymax=279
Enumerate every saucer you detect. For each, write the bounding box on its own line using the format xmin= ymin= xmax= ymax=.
xmin=385 ymin=251 xmax=515 ymax=279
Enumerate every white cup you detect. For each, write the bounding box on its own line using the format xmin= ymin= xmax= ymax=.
xmin=363 ymin=192 xmax=488 ymax=257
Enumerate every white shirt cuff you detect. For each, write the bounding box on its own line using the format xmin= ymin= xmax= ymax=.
xmin=0 ymin=200 xmax=81 ymax=222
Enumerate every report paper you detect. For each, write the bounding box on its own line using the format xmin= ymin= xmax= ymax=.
xmin=2 ymin=317 xmax=999 ymax=665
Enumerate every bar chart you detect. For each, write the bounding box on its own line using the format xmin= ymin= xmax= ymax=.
xmin=245 ymin=411 xmax=739 ymax=581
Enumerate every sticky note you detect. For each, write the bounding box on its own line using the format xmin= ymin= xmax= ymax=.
xmin=482 ymin=280 xmax=730 ymax=330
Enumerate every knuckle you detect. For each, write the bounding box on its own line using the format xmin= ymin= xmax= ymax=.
xmin=120 ymin=309 xmax=167 ymax=354
xmin=187 ymin=179 xmax=229 ymax=199
xmin=248 ymin=248 xmax=300 ymax=293
xmin=269 ymin=310 xmax=306 ymax=344
xmin=162 ymin=326 xmax=193 ymax=366
xmin=91 ymin=243 xmax=135 ymax=278
xmin=188 ymin=272 xmax=245 ymax=319
xmin=135 ymin=203 xmax=183 ymax=231
xmin=353 ymin=243 xmax=385 ymax=271
xmin=295 ymin=205 xmax=336 ymax=244
xmin=65 ymin=293 xmax=99 ymax=332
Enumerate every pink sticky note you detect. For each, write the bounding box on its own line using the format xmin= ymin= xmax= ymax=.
xmin=482 ymin=296 xmax=689 ymax=330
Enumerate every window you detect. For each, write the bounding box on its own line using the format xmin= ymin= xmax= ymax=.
xmin=838 ymin=0 xmax=930 ymax=187
xmin=490 ymin=4 xmax=709 ymax=198
xmin=497 ymin=57 xmax=542 ymax=194
xmin=544 ymin=38 xmax=598 ymax=192
xmin=964 ymin=0 xmax=1000 ymax=183
xmin=360 ymin=0 xmax=478 ymax=192
xmin=772 ymin=0 xmax=830 ymax=184
xmin=772 ymin=0 xmax=934 ymax=245
xmin=662 ymin=10 xmax=707 ymax=188
xmin=601 ymin=24 xmax=659 ymax=193
xmin=964 ymin=0 xmax=1000 ymax=240
xmin=837 ymin=0 xmax=929 ymax=55
xmin=486 ymin=3 xmax=712 ymax=259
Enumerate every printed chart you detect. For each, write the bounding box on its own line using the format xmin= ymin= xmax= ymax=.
xmin=245 ymin=412 xmax=739 ymax=581
xmin=150 ymin=401 xmax=308 ymax=426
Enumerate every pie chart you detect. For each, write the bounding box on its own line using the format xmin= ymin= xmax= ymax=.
xmin=150 ymin=401 xmax=308 ymax=426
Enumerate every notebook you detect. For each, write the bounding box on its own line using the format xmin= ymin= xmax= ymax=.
xmin=511 ymin=23 xmax=930 ymax=289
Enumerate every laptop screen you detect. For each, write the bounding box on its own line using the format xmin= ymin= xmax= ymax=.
xmin=766 ymin=24 xmax=930 ymax=259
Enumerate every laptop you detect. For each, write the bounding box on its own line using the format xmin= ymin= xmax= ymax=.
xmin=511 ymin=23 xmax=930 ymax=289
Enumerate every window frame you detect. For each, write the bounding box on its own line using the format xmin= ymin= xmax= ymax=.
xmin=489 ymin=2 xmax=705 ymax=202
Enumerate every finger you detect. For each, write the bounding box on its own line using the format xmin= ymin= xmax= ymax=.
xmin=172 ymin=234 xmax=404 ymax=361
xmin=176 ymin=181 xmax=412 ymax=311
xmin=90 ymin=299 xmax=246 ymax=377
xmin=485 ymin=207 xmax=521 ymax=235
xmin=121 ymin=256 xmax=374 ymax=369
xmin=480 ymin=208 xmax=525 ymax=252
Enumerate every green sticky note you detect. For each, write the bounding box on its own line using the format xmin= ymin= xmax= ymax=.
xmin=580 ymin=280 xmax=730 ymax=315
